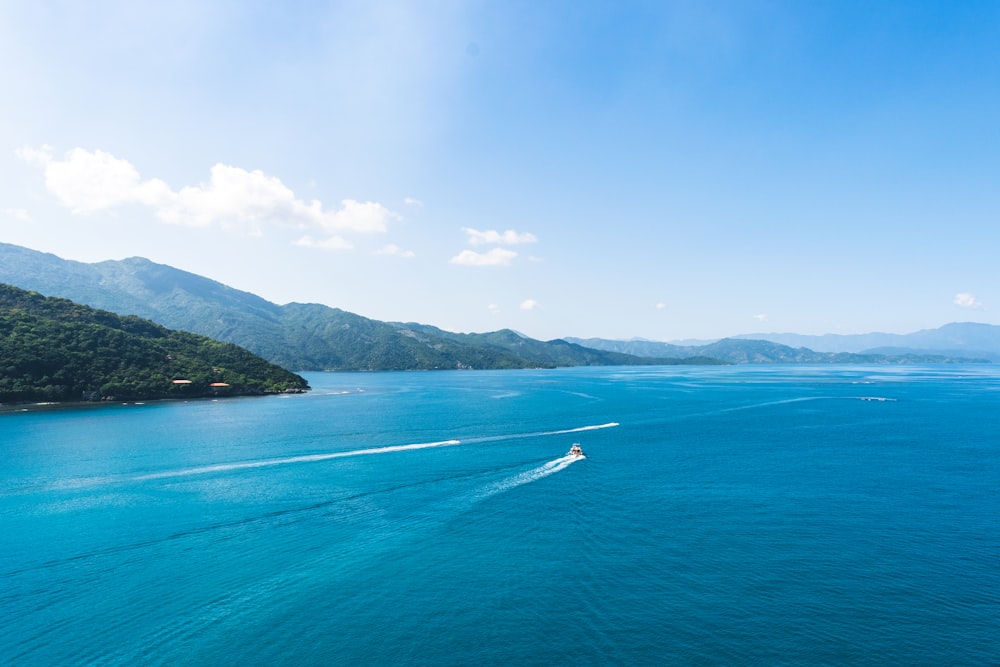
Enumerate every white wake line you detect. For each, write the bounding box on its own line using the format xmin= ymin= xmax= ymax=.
xmin=464 ymin=421 xmax=619 ymax=444
xmin=131 ymin=439 xmax=462 ymax=481
xmin=717 ymin=397 xmax=831 ymax=413
xmin=77 ymin=422 xmax=617 ymax=485
xmin=479 ymin=454 xmax=584 ymax=499
xmin=550 ymin=421 xmax=619 ymax=434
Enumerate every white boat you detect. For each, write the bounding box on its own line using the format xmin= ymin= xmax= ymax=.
xmin=568 ymin=443 xmax=584 ymax=457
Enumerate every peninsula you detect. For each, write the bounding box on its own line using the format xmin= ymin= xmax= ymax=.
xmin=0 ymin=283 xmax=309 ymax=405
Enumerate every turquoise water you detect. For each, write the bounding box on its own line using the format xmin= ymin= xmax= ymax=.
xmin=2 ymin=365 xmax=998 ymax=665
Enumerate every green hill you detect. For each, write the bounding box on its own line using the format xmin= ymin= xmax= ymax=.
xmin=0 ymin=243 xmax=718 ymax=370
xmin=394 ymin=324 xmax=727 ymax=367
xmin=0 ymin=283 xmax=309 ymax=404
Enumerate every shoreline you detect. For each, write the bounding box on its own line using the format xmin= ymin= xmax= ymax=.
xmin=0 ymin=388 xmax=309 ymax=415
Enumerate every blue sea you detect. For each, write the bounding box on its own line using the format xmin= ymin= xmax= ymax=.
xmin=1 ymin=365 xmax=998 ymax=665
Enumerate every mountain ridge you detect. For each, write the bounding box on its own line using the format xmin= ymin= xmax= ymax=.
xmin=0 ymin=242 xmax=709 ymax=370
xmin=566 ymin=332 xmax=996 ymax=364
xmin=728 ymin=322 xmax=1000 ymax=361
xmin=3 ymin=242 xmax=993 ymax=368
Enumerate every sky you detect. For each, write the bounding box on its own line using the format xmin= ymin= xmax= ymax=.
xmin=2 ymin=1 xmax=999 ymax=341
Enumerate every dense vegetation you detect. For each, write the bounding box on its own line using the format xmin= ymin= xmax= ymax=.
xmin=278 ymin=303 xmax=542 ymax=370
xmin=394 ymin=324 xmax=726 ymax=367
xmin=0 ymin=244 xmax=721 ymax=370
xmin=0 ymin=284 xmax=309 ymax=404
xmin=2 ymin=242 xmax=997 ymax=370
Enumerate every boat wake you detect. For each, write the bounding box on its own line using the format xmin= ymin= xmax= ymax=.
xmin=133 ymin=422 xmax=616 ymax=483
xmin=718 ymin=397 xmax=831 ymax=413
xmin=476 ymin=454 xmax=584 ymax=501
xmin=131 ymin=439 xmax=463 ymax=481
xmin=37 ymin=422 xmax=618 ymax=491
xmin=463 ymin=421 xmax=619 ymax=444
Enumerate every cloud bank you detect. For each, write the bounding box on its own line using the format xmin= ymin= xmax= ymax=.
xmin=450 ymin=247 xmax=518 ymax=266
xmin=462 ymin=227 xmax=537 ymax=245
xmin=520 ymin=299 xmax=540 ymax=311
xmin=451 ymin=227 xmax=537 ymax=267
xmin=954 ymin=293 xmax=983 ymax=309
xmin=375 ymin=244 xmax=415 ymax=258
xmin=3 ymin=208 xmax=31 ymax=222
xmin=17 ymin=146 xmax=399 ymax=247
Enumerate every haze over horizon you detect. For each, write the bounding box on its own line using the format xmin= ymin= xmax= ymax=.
xmin=3 ymin=2 xmax=998 ymax=341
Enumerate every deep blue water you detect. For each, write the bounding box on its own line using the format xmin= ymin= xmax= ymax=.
xmin=1 ymin=365 xmax=998 ymax=665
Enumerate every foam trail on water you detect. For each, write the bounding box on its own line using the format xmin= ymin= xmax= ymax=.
xmin=139 ymin=422 xmax=617 ymax=481
xmin=477 ymin=454 xmax=584 ymax=500
xmin=44 ymin=421 xmax=618 ymax=490
xmin=555 ymin=422 xmax=619 ymax=433
xmin=131 ymin=440 xmax=462 ymax=481
xmin=464 ymin=422 xmax=619 ymax=444
xmin=719 ymin=397 xmax=829 ymax=412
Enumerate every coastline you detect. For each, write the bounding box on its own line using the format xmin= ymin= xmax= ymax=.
xmin=0 ymin=387 xmax=309 ymax=415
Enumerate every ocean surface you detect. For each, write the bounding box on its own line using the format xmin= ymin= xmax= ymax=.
xmin=1 ymin=365 xmax=998 ymax=665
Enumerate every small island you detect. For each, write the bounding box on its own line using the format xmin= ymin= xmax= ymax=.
xmin=0 ymin=283 xmax=309 ymax=406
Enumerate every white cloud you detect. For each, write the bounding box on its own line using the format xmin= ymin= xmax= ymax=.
xmin=462 ymin=227 xmax=537 ymax=245
xmin=375 ymin=244 xmax=415 ymax=258
xmin=488 ymin=303 xmax=500 ymax=314
xmin=158 ymin=164 xmax=294 ymax=228
xmin=520 ymin=298 xmax=540 ymax=311
xmin=655 ymin=302 xmax=666 ymax=310
xmin=4 ymin=208 xmax=31 ymax=222
xmin=15 ymin=145 xmax=53 ymax=166
xmin=17 ymin=146 xmax=400 ymax=240
xmin=954 ymin=293 xmax=983 ymax=309
xmin=19 ymin=147 xmax=172 ymax=214
xmin=294 ymin=235 xmax=353 ymax=251
xmin=404 ymin=197 xmax=423 ymax=206
xmin=449 ymin=247 xmax=518 ymax=266
xmin=323 ymin=199 xmax=400 ymax=234
xmin=753 ymin=313 xmax=768 ymax=322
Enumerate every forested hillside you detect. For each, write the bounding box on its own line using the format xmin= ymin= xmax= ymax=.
xmin=0 ymin=284 xmax=309 ymax=403
xmin=0 ymin=243 xmax=716 ymax=370
xmin=395 ymin=324 xmax=726 ymax=367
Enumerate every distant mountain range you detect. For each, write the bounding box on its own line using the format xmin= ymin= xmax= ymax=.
xmin=0 ymin=242 xmax=710 ymax=371
xmin=3 ymin=242 xmax=992 ymax=369
xmin=730 ymin=325 xmax=1000 ymax=361
xmin=567 ymin=327 xmax=998 ymax=364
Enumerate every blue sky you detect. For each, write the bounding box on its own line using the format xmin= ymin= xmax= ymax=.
xmin=2 ymin=1 xmax=998 ymax=341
